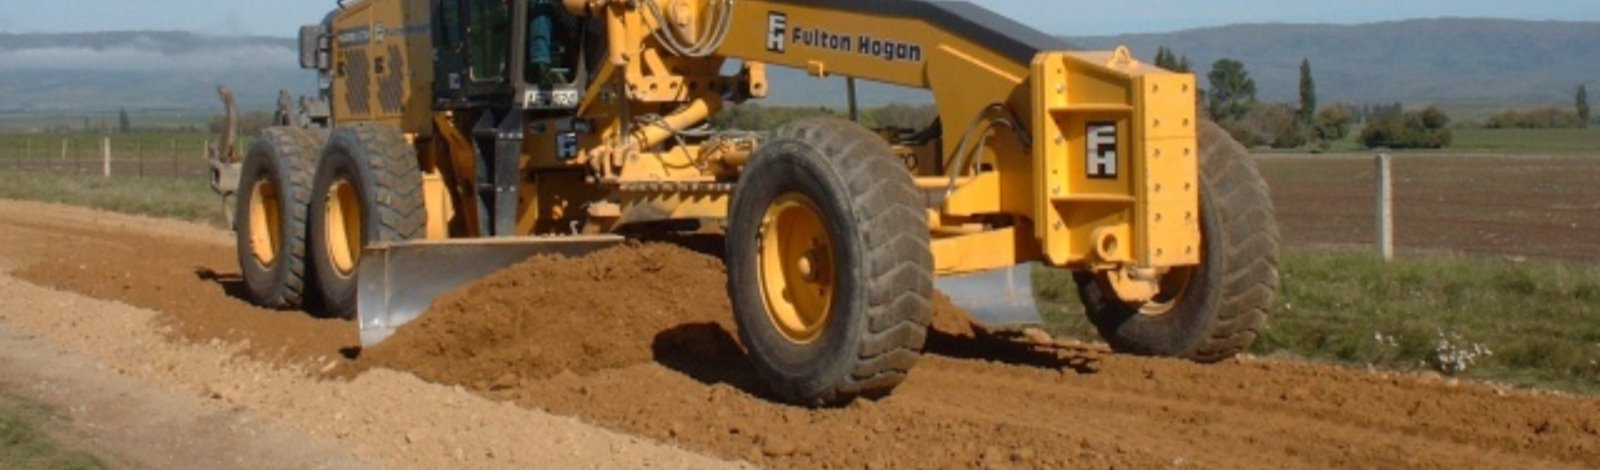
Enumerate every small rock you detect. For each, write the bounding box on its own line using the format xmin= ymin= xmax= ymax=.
xmin=1021 ymin=328 xmax=1054 ymax=345
xmin=489 ymin=372 xmax=519 ymax=391
xmin=761 ymin=436 xmax=798 ymax=457
xmin=1010 ymin=447 xmax=1036 ymax=462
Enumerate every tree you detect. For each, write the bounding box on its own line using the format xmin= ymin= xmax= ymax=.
xmin=1578 ymin=84 xmax=1591 ymax=127
xmin=1206 ymin=59 xmax=1257 ymax=121
xmin=1151 ymin=47 xmax=1193 ymax=74
xmin=1314 ymin=105 xmax=1355 ymax=141
xmin=1298 ymin=59 xmax=1317 ymax=127
xmin=1153 ymin=46 xmax=1176 ymax=71
xmin=118 ymin=107 xmax=132 ymax=133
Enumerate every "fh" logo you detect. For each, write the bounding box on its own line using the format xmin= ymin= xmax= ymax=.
xmin=1086 ymin=123 xmax=1118 ymax=179
xmin=767 ymin=13 xmax=788 ymax=53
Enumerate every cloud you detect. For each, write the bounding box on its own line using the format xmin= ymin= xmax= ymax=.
xmin=0 ymin=37 xmax=295 ymax=71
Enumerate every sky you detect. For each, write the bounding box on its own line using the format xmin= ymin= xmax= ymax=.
xmin=0 ymin=0 xmax=1597 ymax=37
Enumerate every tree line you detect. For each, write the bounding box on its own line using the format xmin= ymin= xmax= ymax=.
xmin=1184 ymin=48 xmax=1596 ymax=149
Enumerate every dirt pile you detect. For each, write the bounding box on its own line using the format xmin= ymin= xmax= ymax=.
xmin=928 ymin=292 xmax=979 ymax=339
xmin=360 ymin=242 xmax=738 ymax=386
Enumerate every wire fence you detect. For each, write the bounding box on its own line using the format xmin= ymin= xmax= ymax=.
xmin=0 ymin=133 xmax=252 ymax=179
xmin=1259 ymin=153 xmax=1600 ymax=263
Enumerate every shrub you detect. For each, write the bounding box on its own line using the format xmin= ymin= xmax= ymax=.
xmin=1485 ymin=108 xmax=1586 ymax=129
xmin=1360 ymin=106 xmax=1453 ymax=149
xmin=1219 ymin=103 xmax=1306 ymax=149
xmin=1313 ymin=105 xmax=1355 ymax=142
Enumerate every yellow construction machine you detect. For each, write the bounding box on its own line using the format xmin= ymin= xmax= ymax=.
xmin=225 ymin=0 xmax=1279 ymax=405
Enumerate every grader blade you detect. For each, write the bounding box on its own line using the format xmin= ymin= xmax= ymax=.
xmin=357 ymin=236 xmax=624 ymax=346
xmin=935 ymin=264 xmax=1042 ymax=327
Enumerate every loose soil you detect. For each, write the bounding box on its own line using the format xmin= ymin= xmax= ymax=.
xmin=5 ymin=199 xmax=1600 ymax=469
xmin=361 ymin=242 xmax=739 ymax=386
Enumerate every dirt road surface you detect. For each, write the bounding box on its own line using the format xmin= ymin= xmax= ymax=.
xmin=1 ymin=199 xmax=1597 ymax=469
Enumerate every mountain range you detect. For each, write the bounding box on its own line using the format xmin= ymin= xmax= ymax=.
xmin=1 ymin=18 xmax=1595 ymax=114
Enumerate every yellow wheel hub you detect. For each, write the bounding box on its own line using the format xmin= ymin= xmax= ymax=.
xmin=324 ymin=179 xmax=363 ymax=277
xmin=1130 ymin=266 xmax=1195 ymax=316
xmin=247 ymin=178 xmax=282 ymax=266
xmin=758 ymin=193 xmax=836 ymax=344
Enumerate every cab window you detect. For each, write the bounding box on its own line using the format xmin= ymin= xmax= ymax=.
xmin=467 ymin=0 xmax=509 ymax=82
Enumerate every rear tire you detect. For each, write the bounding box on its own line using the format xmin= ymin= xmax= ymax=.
xmin=235 ymin=127 xmax=321 ymax=309
xmin=1075 ymin=120 xmax=1281 ymax=362
xmin=726 ymin=118 xmax=933 ymax=406
xmin=309 ymin=124 xmax=426 ymax=319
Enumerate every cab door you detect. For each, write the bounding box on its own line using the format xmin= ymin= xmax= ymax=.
xmin=433 ymin=0 xmax=513 ymax=109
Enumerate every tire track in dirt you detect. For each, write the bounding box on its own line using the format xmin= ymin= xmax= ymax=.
xmin=4 ymin=200 xmax=1597 ymax=469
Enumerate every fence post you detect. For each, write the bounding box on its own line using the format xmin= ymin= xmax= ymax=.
xmin=102 ymin=137 xmax=112 ymax=178
xmin=23 ymin=138 xmax=31 ymax=170
xmin=170 ymin=137 xmax=178 ymax=176
xmin=1375 ymin=153 xmax=1394 ymax=261
xmin=138 ymin=141 xmax=145 ymax=177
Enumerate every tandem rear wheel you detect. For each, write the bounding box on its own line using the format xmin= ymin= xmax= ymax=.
xmin=307 ymin=123 xmax=426 ymax=319
xmin=1074 ymin=120 xmax=1281 ymax=362
xmin=235 ymin=127 xmax=321 ymax=309
xmin=726 ymin=118 xmax=935 ymax=407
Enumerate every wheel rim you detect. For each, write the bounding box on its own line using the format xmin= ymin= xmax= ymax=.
xmin=324 ymin=178 xmax=363 ymax=277
xmin=1134 ymin=266 xmax=1196 ymax=316
xmin=757 ymin=193 xmax=836 ymax=344
xmin=247 ymin=178 xmax=281 ymax=266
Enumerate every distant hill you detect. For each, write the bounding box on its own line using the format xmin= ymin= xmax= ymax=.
xmin=1067 ymin=18 xmax=1600 ymax=105
xmin=0 ymin=31 xmax=312 ymax=113
xmin=2 ymin=18 xmax=1596 ymax=115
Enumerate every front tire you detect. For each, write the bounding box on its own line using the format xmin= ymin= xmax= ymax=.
xmin=1075 ymin=120 xmax=1281 ymax=361
xmin=236 ymin=127 xmax=321 ymax=309
xmin=726 ymin=118 xmax=933 ymax=406
xmin=309 ymin=124 xmax=425 ymax=318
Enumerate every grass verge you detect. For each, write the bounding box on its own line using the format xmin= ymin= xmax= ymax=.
xmin=1038 ymin=250 xmax=1600 ymax=394
xmin=0 ymin=395 xmax=106 ymax=470
xmin=0 ymin=170 xmax=226 ymax=227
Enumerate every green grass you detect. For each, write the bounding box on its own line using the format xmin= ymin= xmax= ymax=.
xmin=1037 ymin=251 xmax=1600 ymax=394
xmin=0 ymin=171 xmax=227 ymax=227
xmin=1447 ymin=128 xmax=1600 ymax=154
xmin=0 ymin=396 xmax=107 ymax=470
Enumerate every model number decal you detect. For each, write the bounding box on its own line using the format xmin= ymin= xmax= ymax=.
xmin=1086 ymin=123 xmax=1118 ymax=179
xmin=765 ymin=12 xmax=923 ymax=63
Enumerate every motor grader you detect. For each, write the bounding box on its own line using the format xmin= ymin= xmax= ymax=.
xmin=225 ymin=0 xmax=1279 ymax=405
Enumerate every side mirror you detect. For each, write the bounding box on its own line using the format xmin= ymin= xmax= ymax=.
xmin=299 ymin=24 xmax=327 ymax=70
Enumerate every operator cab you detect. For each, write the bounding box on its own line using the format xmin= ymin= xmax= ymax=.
xmin=432 ymin=0 xmax=589 ymax=111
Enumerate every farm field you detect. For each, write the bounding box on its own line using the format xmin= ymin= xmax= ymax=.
xmin=1258 ymin=152 xmax=1600 ymax=262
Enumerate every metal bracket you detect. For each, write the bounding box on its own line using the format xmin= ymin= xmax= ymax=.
xmin=470 ymin=111 xmax=526 ymax=237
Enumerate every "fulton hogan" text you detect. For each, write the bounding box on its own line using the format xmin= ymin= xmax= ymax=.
xmin=790 ymin=26 xmax=924 ymax=63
